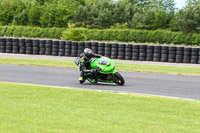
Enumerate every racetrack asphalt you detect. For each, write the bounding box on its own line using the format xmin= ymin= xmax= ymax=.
xmin=0 ymin=63 xmax=200 ymax=100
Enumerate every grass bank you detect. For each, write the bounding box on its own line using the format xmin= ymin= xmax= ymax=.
xmin=0 ymin=82 xmax=199 ymax=133
xmin=0 ymin=56 xmax=200 ymax=75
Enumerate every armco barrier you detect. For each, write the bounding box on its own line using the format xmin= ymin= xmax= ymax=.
xmin=0 ymin=37 xmax=200 ymax=64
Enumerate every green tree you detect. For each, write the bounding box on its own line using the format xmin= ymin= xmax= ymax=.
xmin=28 ymin=2 xmax=41 ymax=26
xmin=170 ymin=1 xmax=200 ymax=33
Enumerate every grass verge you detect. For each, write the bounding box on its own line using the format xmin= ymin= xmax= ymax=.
xmin=0 ymin=56 xmax=200 ymax=75
xmin=0 ymin=82 xmax=200 ymax=133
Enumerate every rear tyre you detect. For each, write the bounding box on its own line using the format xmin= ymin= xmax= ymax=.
xmin=114 ymin=72 xmax=125 ymax=86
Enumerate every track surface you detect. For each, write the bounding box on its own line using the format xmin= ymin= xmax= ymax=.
xmin=0 ymin=64 xmax=200 ymax=100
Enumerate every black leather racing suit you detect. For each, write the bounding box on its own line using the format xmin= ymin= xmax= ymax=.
xmin=79 ymin=53 xmax=101 ymax=82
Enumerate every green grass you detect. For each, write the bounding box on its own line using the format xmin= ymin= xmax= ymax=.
xmin=0 ymin=82 xmax=200 ymax=133
xmin=1 ymin=56 xmax=200 ymax=75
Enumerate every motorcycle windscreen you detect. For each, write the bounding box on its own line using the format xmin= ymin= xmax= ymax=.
xmin=99 ymin=57 xmax=110 ymax=66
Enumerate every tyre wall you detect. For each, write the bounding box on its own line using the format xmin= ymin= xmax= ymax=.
xmin=0 ymin=37 xmax=200 ymax=64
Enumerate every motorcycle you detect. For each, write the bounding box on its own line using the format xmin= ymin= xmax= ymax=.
xmin=74 ymin=56 xmax=125 ymax=86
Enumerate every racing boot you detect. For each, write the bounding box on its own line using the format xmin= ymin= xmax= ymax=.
xmin=79 ymin=71 xmax=86 ymax=84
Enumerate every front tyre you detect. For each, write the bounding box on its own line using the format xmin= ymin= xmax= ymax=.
xmin=113 ymin=72 xmax=125 ymax=86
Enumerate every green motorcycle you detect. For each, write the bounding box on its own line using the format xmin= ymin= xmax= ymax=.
xmin=75 ymin=56 xmax=125 ymax=86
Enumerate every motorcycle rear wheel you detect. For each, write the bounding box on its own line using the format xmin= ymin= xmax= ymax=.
xmin=114 ymin=72 xmax=125 ymax=86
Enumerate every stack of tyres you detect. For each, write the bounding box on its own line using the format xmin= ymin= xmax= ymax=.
xmin=12 ymin=38 xmax=19 ymax=54
xmin=98 ymin=42 xmax=105 ymax=56
xmin=183 ymin=47 xmax=191 ymax=63
xmin=118 ymin=43 xmax=126 ymax=60
xmin=19 ymin=39 xmax=26 ymax=54
xmin=71 ymin=41 xmax=78 ymax=57
xmin=45 ymin=40 xmax=52 ymax=55
xmin=199 ymin=50 xmax=200 ymax=64
xmin=25 ymin=39 xmax=33 ymax=54
xmin=146 ymin=45 xmax=154 ymax=61
xmin=39 ymin=40 xmax=46 ymax=55
xmin=153 ymin=46 xmax=161 ymax=62
xmin=111 ymin=43 xmax=118 ymax=59
xmin=52 ymin=40 xmax=59 ymax=56
xmin=125 ymin=44 xmax=132 ymax=60
xmin=78 ymin=42 xmax=85 ymax=56
xmin=168 ymin=46 xmax=176 ymax=63
xmin=65 ymin=41 xmax=71 ymax=56
xmin=58 ymin=40 xmax=65 ymax=56
xmin=91 ymin=42 xmax=98 ymax=54
xmin=139 ymin=45 xmax=147 ymax=61
xmin=85 ymin=42 xmax=91 ymax=49
xmin=176 ymin=47 xmax=184 ymax=63
xmin=191 ymin=48 xmax=199 ymax=64
xmin=6 ymin=38 xmax=12 ymax=53
xmin=0 ymin=38 xmax=6 ymax=53
xmin=104 ymin=43 xmax=111 ymax=58
xmin=33 ymin=39 xmax=39 ymax=55
xmin=161 ymin=46 xmax=168 ymax=62
xmin=132 ymin=44 xmax=139 ymax=60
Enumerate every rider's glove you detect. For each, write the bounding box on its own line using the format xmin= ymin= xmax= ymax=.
xmin=91 ymin=67 xmax=101 ymax=74
xmin=91 ymin=69 xmax=97 ymax=74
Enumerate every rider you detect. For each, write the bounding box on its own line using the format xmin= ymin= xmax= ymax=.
xmin=78 ymin=48 xmax=101 ymax=83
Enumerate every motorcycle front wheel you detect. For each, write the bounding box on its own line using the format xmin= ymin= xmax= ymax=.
xmin=113 ymin=72 xmax=125 ymax=86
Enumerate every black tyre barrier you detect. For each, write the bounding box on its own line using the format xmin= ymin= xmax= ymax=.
xmin=104 ymin=43 xmax=111 ymax=58
xmin=146 ymin=45 xmax=154 ymax=61
xmin=58 ymin=40 xmax=65 ymax=56
xmin=78 ymin=42 xmax=85 ymax=56
xmin=85 ymin=42 xmax=91 ymax=49
xmin=118 ymin=43 xmax=125 ymax=60
xmin=45 ymin=40 xmax=52 ymax=55
xmin=139 ymin=44 xmax=147 ymax=61
xmin=19 ymin=39 xmax=26 ymax=54
xmin=154 ymin=46 xmax=161 ymax=62
xmin=1 ymin=37 xmax=200 ymax=64
xmin=71 ymin=41 xmax=78 ymax=57
xmin=39 ymin=39 xmax=46 ymax=55
xmin=168 ymin=46 xmax=176 ymax=63
xmin=183 ymin=47 xmax=191 ymax=63
xmin=65 ymin=41 xmax=71 ymax=56
xmin=199 ymin=50 xmax=200 ymax=64
xmin=25 ymin=39 xmax=33 ymax=54
xmin=111 ymin=43 xmax=118 ymax=59
xmin=0 ymin=38 xmax=6 ymax=53
xmin=91 ymin=42 xmax=98 ymax=54
xmin=33 ymin=39 xmax=39 ymax=55
xmin=125 ymin=44 xmax=132 ymax=60
xmin=52 ymin=40 xmax=59 ymax=56
xmin=191 ymin=48 xmax=199 ymax=64
xmin=6 ymin=38 xmax=12 ymax=53
xmin=160 ymin=46 xmax=168 ymax=62
xmin=176 ymin=47 xmax=184 ymax=63
xmin=12 ymin=38 xmax=19 ymax=54
xmin=98 ymin=42 xmax=105 ymax=56
xmin=132 ymin=44 xmax=139 ymax=60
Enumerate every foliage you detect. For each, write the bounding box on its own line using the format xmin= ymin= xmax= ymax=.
xmin=0 ymin=25 xmax=65 ymax=39
xmin=0 ymin=0 xmax=177 ymax=30
xmin=61 ymin=23 xmax=87 ymax=41
xmin=1 ymin=0 xmax=200 ymax=43
xmin=1 ymin=25 xmax=200 ymax=45
xmin=170 ymin=1 xmax=200 ymax=33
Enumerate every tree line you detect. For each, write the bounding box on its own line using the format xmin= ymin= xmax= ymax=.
xmin=0 ymin=0 xmax=199 ymax=33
